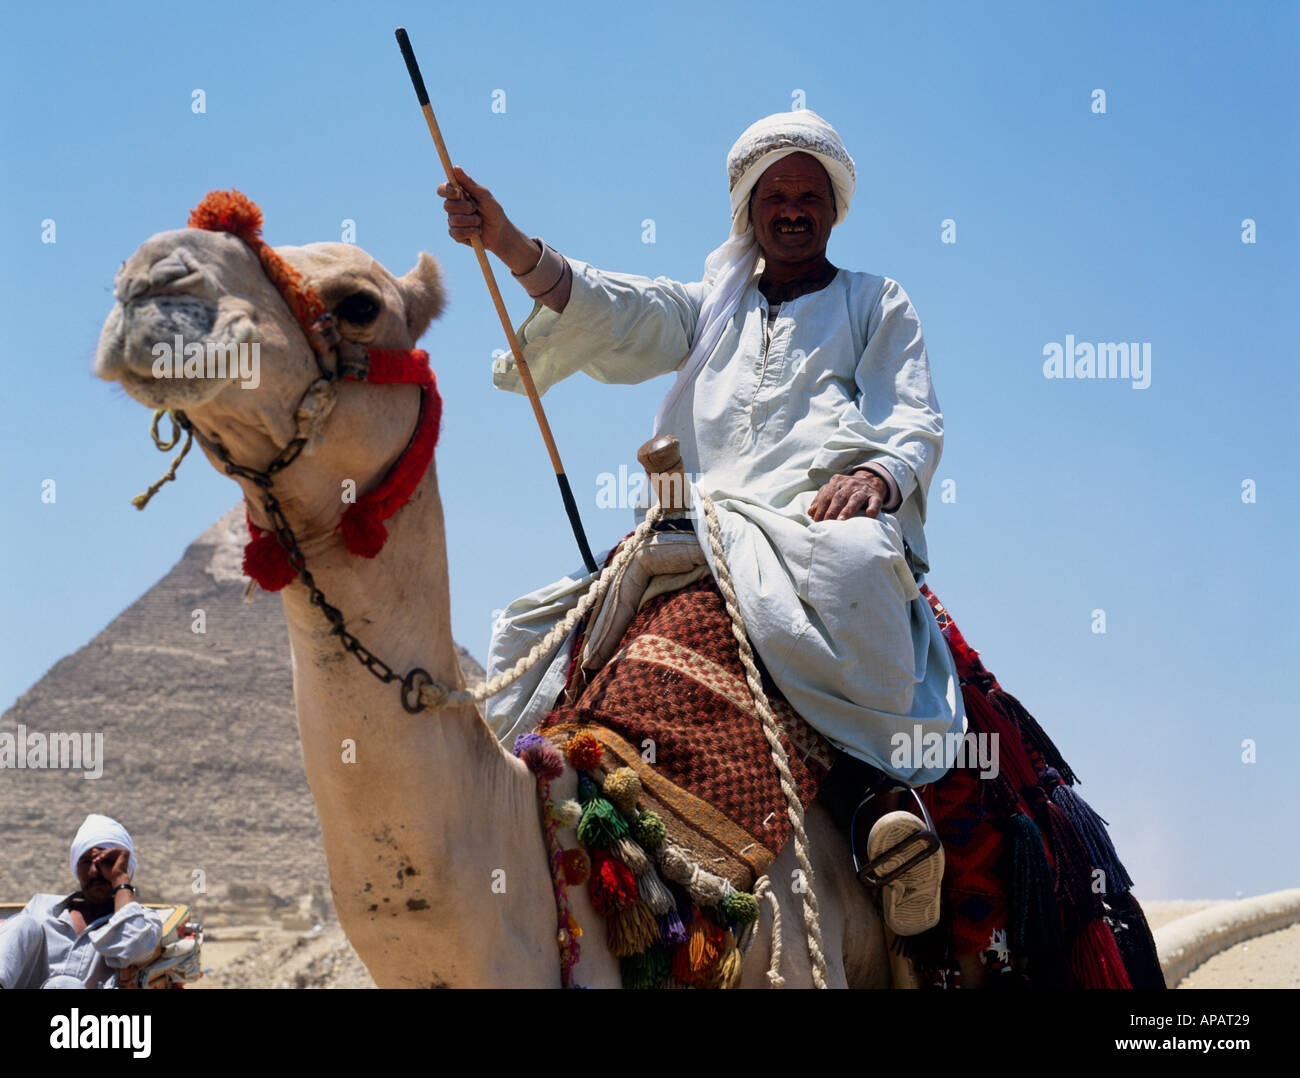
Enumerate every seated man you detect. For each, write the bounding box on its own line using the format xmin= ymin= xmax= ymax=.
xmin=440 ymin=109 xmax=959 ymax=937
xmin=0 ymin=814 xmax=162 ymax=989
xmin=440 ymin=109 xmax=963 ymax=788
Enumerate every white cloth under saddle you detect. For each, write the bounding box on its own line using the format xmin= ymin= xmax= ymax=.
xmin=577 ymin=528 xmax=710 ymax=680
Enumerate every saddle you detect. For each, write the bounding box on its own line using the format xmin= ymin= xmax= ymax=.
xmin=535 ymin=435 xmax=1166 ymax=989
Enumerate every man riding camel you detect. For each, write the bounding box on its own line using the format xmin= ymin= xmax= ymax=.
xmin=0 ymin=814 xmax=163 ymax=989
xmin=439 ymin=109 xmax=960 ymax=936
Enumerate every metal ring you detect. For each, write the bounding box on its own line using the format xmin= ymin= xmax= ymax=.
xmin=401 ymin=668 xmax=433 ymax=713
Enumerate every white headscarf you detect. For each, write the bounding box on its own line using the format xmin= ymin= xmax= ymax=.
xmin=653 ymin=109 xmax=857 ymax=432
xmin=69 ymin=813 xmax=138 ymax=883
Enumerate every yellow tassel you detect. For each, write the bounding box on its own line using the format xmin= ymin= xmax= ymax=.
xmin=606 ymin=900 xmax=659 ymax=958
xmin=711 ymin=937 xmax=744 ymax=989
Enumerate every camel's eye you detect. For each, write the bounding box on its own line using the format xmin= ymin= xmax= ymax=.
xmin=336 ymin=292 xmax=381 ymax=325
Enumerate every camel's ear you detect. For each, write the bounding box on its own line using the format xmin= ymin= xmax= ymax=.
xmin=399 ymin=252 xmax=446 ymax=342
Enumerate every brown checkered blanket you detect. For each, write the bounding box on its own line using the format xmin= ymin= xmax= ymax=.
xmin=541 ymin=577 xmax=835 ymax=893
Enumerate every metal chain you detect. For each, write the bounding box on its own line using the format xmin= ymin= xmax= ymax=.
xmin=174 ymin=410 xmax=430 ymax=707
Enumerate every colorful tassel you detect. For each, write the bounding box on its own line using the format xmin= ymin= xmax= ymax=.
xmin=989 ymin=687 xmax=1079 ymax=785
xmin=636 ymin=869 xmax=676 ymax=916
xmin=672 ymin=910 xmax=726 ymax=987
xmin=620 ymin=945 xmax=671 ymax=989
xmin=1048 ymin=774 xmax=1134 ymax=895
xmin=1025 ymin=786 xmax=1102 ymax=932
xmin=708 ymin=937 xmax=744 ymax=989
xmin=577 ymin=795 xmax=629 ymax=848
xmin=1068 ymin=919 xmax=1133 ymax=989
xmin=1005 ymin=812 xmax=1064 ymax=958
xmin=613 ymin=836 xmax=650 ymax=875
xmin=658 ymin=908 xmax=689 ymax=947
xmin=1106 ymin=892 xmax=1167 ymax=989
xmin=607 ymin=900 xmax=661 ymax=957
xmin=589 ymin=853 xmax=638 ymax=915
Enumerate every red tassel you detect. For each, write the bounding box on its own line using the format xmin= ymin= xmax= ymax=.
xmin=588 ymin=853 xmax=638 ymax=915
xmin=339 ymin=501 xmax=388 ymax=558
xmin=1069 ymin=919 xmax=1133 ymax=988
xmin=242 ymin=510 xmax=297 ymax=591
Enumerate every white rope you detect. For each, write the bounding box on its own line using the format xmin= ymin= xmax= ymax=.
xmin=421 ymin=487 xmax=828 ymax=988
xmin=417 ymin=503 xmax=665 ymax=711
xmin=697 ymin=491 xmax=829 ymax=989
xmin=750 ymin=875 xmax=785 ymax=988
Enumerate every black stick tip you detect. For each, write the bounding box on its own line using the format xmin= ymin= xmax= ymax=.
xmin=394 ymin=27 xmax=430 ymax=107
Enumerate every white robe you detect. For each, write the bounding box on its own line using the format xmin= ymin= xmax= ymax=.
xmin=486 ymin=256 xmax=965 ymax=785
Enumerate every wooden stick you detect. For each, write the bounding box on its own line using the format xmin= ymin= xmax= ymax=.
xmin=395 ymin=27 xmax=598 ymax=574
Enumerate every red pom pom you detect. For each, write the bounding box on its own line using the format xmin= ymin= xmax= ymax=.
xmin=588 ymin=853 xmax=638 ymax=915
xmin=566 ymin=731 xmax=604 ymax=772
xmin=339 ymin=502 xmax=388 ymax=558
xmin=521 ymin=740 xmax=565 ymax=782
xmin=243 ymin=532 xmax=297 ymax=592
xmin=188 ymin=190 xmax=264 ymax=244
xmin=560 ymin=848 xmax=591 ymax=886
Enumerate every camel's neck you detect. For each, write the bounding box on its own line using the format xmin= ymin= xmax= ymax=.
xmin=271 ymin=463 xmax=559 ymax=987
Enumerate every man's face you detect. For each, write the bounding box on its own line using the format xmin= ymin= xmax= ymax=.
xmin=76 ymin=846 xmax=119 ymax=898
xmin=748 ymin=152 xmax=835 ymax=263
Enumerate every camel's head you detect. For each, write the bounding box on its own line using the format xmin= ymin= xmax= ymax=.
xmin=95 ymin=192 xmax=447 ymax=549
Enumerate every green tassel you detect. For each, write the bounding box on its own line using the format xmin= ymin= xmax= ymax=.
xmin=577 ymin=796 xmax=629 ymax=848
xmin=1007 ymin=812 xmax=1064 ymax=957
xmin=620 ymin=944 xmax=671 ymax=989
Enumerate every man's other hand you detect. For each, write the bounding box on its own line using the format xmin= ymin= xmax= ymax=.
xmin=809 ymin=469 xmax=888 ymax=521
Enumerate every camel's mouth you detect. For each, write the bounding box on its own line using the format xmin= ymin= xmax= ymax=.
xmin=96 ymin=290 xmax=262 ymax=408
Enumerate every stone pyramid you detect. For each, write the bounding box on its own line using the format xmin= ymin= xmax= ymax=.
xmin=0 ymin=505 xmax=483 ymax=924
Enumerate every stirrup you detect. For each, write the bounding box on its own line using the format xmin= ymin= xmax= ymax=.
xmin=850 ymin=783 xmax=942 ymax=889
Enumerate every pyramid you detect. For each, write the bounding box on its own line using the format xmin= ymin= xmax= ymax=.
xmin=0 ymin=504 xmax=484 ymax=922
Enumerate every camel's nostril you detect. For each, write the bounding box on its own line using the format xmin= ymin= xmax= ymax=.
xmin=130 ymin=295 xmax=217 ymax=342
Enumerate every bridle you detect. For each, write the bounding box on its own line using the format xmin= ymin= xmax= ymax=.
xmin=177 ymin=189 xmax=442 ymax=712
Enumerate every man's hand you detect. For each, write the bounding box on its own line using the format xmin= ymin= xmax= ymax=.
xmin=95 ymin=847 xmax=132 ymax=888
xmin=809 ymin=468 xmax=888 ymax=521
xmin=436 ymin=166 xmax=540 ymax=275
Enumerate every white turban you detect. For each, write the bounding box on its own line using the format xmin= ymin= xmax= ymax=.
xmin=69 ymin=813 xmax=138 ymax=883
xmin=654 ymin=110 xmax=857 ymax=433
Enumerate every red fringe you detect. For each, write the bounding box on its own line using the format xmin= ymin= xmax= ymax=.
xmin=1069 ymin=919 xmax=1133 ymax=989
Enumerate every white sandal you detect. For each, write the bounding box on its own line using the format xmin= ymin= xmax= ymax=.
xmin=864 ymin=810 xmax=945 ymax=936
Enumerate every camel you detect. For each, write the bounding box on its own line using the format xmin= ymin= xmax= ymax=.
xmin=93 ymin=197 xmax=889 ymax=988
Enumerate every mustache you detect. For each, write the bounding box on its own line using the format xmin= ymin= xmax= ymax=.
xmin=772 ymin=217 xmax=814 ymax=230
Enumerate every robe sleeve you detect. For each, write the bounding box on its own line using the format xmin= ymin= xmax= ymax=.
xmin=493 ymin=255 xmax=710 ymax=397
xmin=86 ymin=901 xmax=164 ymax=968
xmin=808 ymin=278 xmax=944 ymax=520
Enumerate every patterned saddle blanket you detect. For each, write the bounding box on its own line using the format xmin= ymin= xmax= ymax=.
xmin=537 ymin=559 xmax=1165 ymax=989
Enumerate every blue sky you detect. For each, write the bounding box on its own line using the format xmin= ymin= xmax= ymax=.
xmin=2 ymin=0 xmax=1296 ymax=899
